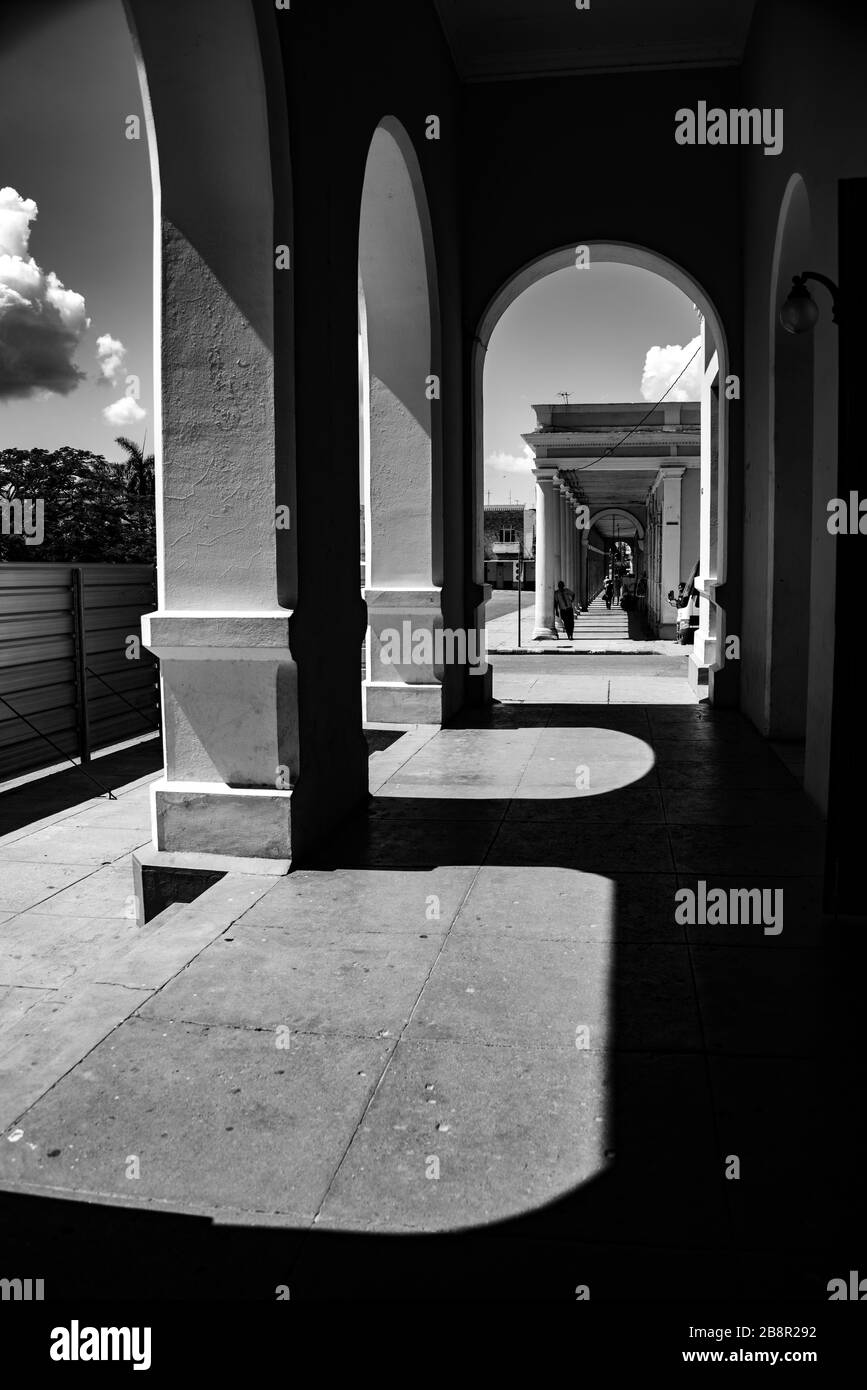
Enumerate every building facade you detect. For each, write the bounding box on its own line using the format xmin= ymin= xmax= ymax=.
xmin=483 ymin=503 xmax=535 ymax=588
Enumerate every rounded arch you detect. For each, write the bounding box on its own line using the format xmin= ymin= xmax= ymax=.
xmin=476 ymin=242 xmax=728 ymax=366
xmin=588 ymin=507 xmax=646 ymax=540
xmin=358 ymin=114 xmax=442 ymax=590
xmin=358 ymin=115 xmax=448 ymax=724
xmin=766 ymin=173 xmax=813 ymax=740
xmin=471 ymin=241 xmax=730 ymax=679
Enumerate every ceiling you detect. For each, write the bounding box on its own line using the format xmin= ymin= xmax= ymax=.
xmin=564 ymin=467 xmax=651 ymax=517
xmin=434 ymin=0 xmax=757 ymax=81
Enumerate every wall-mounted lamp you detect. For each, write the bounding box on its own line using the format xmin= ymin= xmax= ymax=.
xmin=780 ymin=271 xmax=840 ymax=334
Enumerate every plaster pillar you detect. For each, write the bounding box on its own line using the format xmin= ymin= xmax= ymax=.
xmin=132 ymin=0 xmax=306 ymax=874
xmin=577 ymin=529 xmax=588 ymax=609
xmin=653 ymin=466 xmax=686 ymax=639
xmin=532 ymin=469 xmax=557 ymax=638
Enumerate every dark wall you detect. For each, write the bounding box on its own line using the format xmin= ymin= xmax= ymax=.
xmin=740 ymin=0 xmax=867 ymax=809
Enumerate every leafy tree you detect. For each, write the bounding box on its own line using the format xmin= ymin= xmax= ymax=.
xmin=115 ymin=434 xmax=155 ymax=498
xmin=0 ymin=446 xmax=156 ymax=563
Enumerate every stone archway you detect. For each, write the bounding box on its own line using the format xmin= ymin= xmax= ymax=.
xmin=472 ymin=242 xmax=730 ymax=693
xmin=358 ymin=116 xmax=448 ymax=723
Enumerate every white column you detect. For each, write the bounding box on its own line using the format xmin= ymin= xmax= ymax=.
xmin=533 ymin=469 xmax=557 ymax=639
xmin=653 ymin=465 xmax=686 ymax=639
xmin=134 ymin=0 xmax=303 ymax=870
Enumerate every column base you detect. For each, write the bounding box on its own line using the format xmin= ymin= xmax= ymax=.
xmin=533 ymin=626 xmax=556 ymax=640
xmin=363 ymin=680 xmax=444 ymax=724
xmin=151 ymin=780 xmax=294 ymax=860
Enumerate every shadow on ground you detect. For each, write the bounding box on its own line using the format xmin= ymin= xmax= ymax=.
xmin=0 ymin=706 xmax=862 ymax=1300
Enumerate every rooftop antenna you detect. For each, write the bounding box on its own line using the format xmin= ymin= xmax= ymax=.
xmin=556 ymin=391 xmax=572 ymax=405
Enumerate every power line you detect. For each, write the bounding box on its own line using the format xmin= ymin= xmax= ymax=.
xmin=571 ymin=345 xmax=702 ymax=475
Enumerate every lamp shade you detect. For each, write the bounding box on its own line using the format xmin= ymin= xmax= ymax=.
xmin=780 ymin=282 xmax=820 ymax=334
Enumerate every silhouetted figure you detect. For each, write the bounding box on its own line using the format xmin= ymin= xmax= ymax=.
xmin=554 ymin=579 xmax=576 ymax=639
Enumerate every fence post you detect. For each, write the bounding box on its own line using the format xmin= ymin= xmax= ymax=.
xmin=71 ymin=566 xmax=91 ymax=765
xmin=151 ymin=566 xmax=162 ymax=743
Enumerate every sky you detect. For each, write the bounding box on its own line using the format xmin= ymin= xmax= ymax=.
xmin=0 ymin=0 xmax=152 ymax=462
xmin=0 ymin=0 xmax=699 ymax=492
xmin=483 ymin=264 xmax=702 ymax=505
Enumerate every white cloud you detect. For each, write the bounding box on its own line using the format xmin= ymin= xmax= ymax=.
xmin=640 ymin=334 xmax=702 ymax=402
xmin=485 ymin=445 xmax=534 ymax=474
xmin=0 ymin=187 xmax=90 ymax=399
xmin=96 ymin=333 xmax=126 ymax=385
xmin=102 ymin=395 xmax=146 ymax=426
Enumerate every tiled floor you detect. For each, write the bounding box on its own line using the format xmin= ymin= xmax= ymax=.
xmin=0 ymin=682 xmax=850 ymax=1300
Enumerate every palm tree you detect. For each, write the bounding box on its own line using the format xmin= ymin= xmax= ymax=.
xmin=115 ymin=435 xmax=155 ymax=498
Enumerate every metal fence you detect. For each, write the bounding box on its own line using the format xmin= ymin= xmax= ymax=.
xmin=0 ymin=564 xmax=160 ymax=784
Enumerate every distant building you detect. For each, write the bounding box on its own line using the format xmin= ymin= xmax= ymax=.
xmin=483 ymin=503 xmax=535 ymax=589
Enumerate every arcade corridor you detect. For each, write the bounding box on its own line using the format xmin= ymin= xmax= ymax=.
xmin=0 ymin=671 xmax=842 ymax=1299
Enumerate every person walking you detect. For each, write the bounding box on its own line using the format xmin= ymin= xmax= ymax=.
xmin=603 ymin=577 xmax=614 ymax=610
xmin=554 ymin=579 xmax=576 ymax=639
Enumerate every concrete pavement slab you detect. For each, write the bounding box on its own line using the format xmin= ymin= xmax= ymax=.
xmin=0 ymin=861 xmax=99 ymax=913
xmin=454 ymin=867 xmax=683 ymax=944
xmin=18 ymin=861 xmax=137 ymax=918
xmin=0 ymin=913 xmax=138 ymax=988
xmin=316 ymin=1039 xmax=610 ymax=1232
xmin=139 ymin=922 xmax=445 ymax=1037
xmin=0 ymin=1016 xmax=394 ymax=1219
xmin=408 ymin=935 xmax=701 ymax=1052
xmin=515 ymin=1051 xmax=729 ymax=1248
xmin=0 ymin=824 xmax=150 ymax=864
xmin=0 ymin=981 xmax=150 ymax=1129
xmin=241 ymin=865 xmax=478 ymax=933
